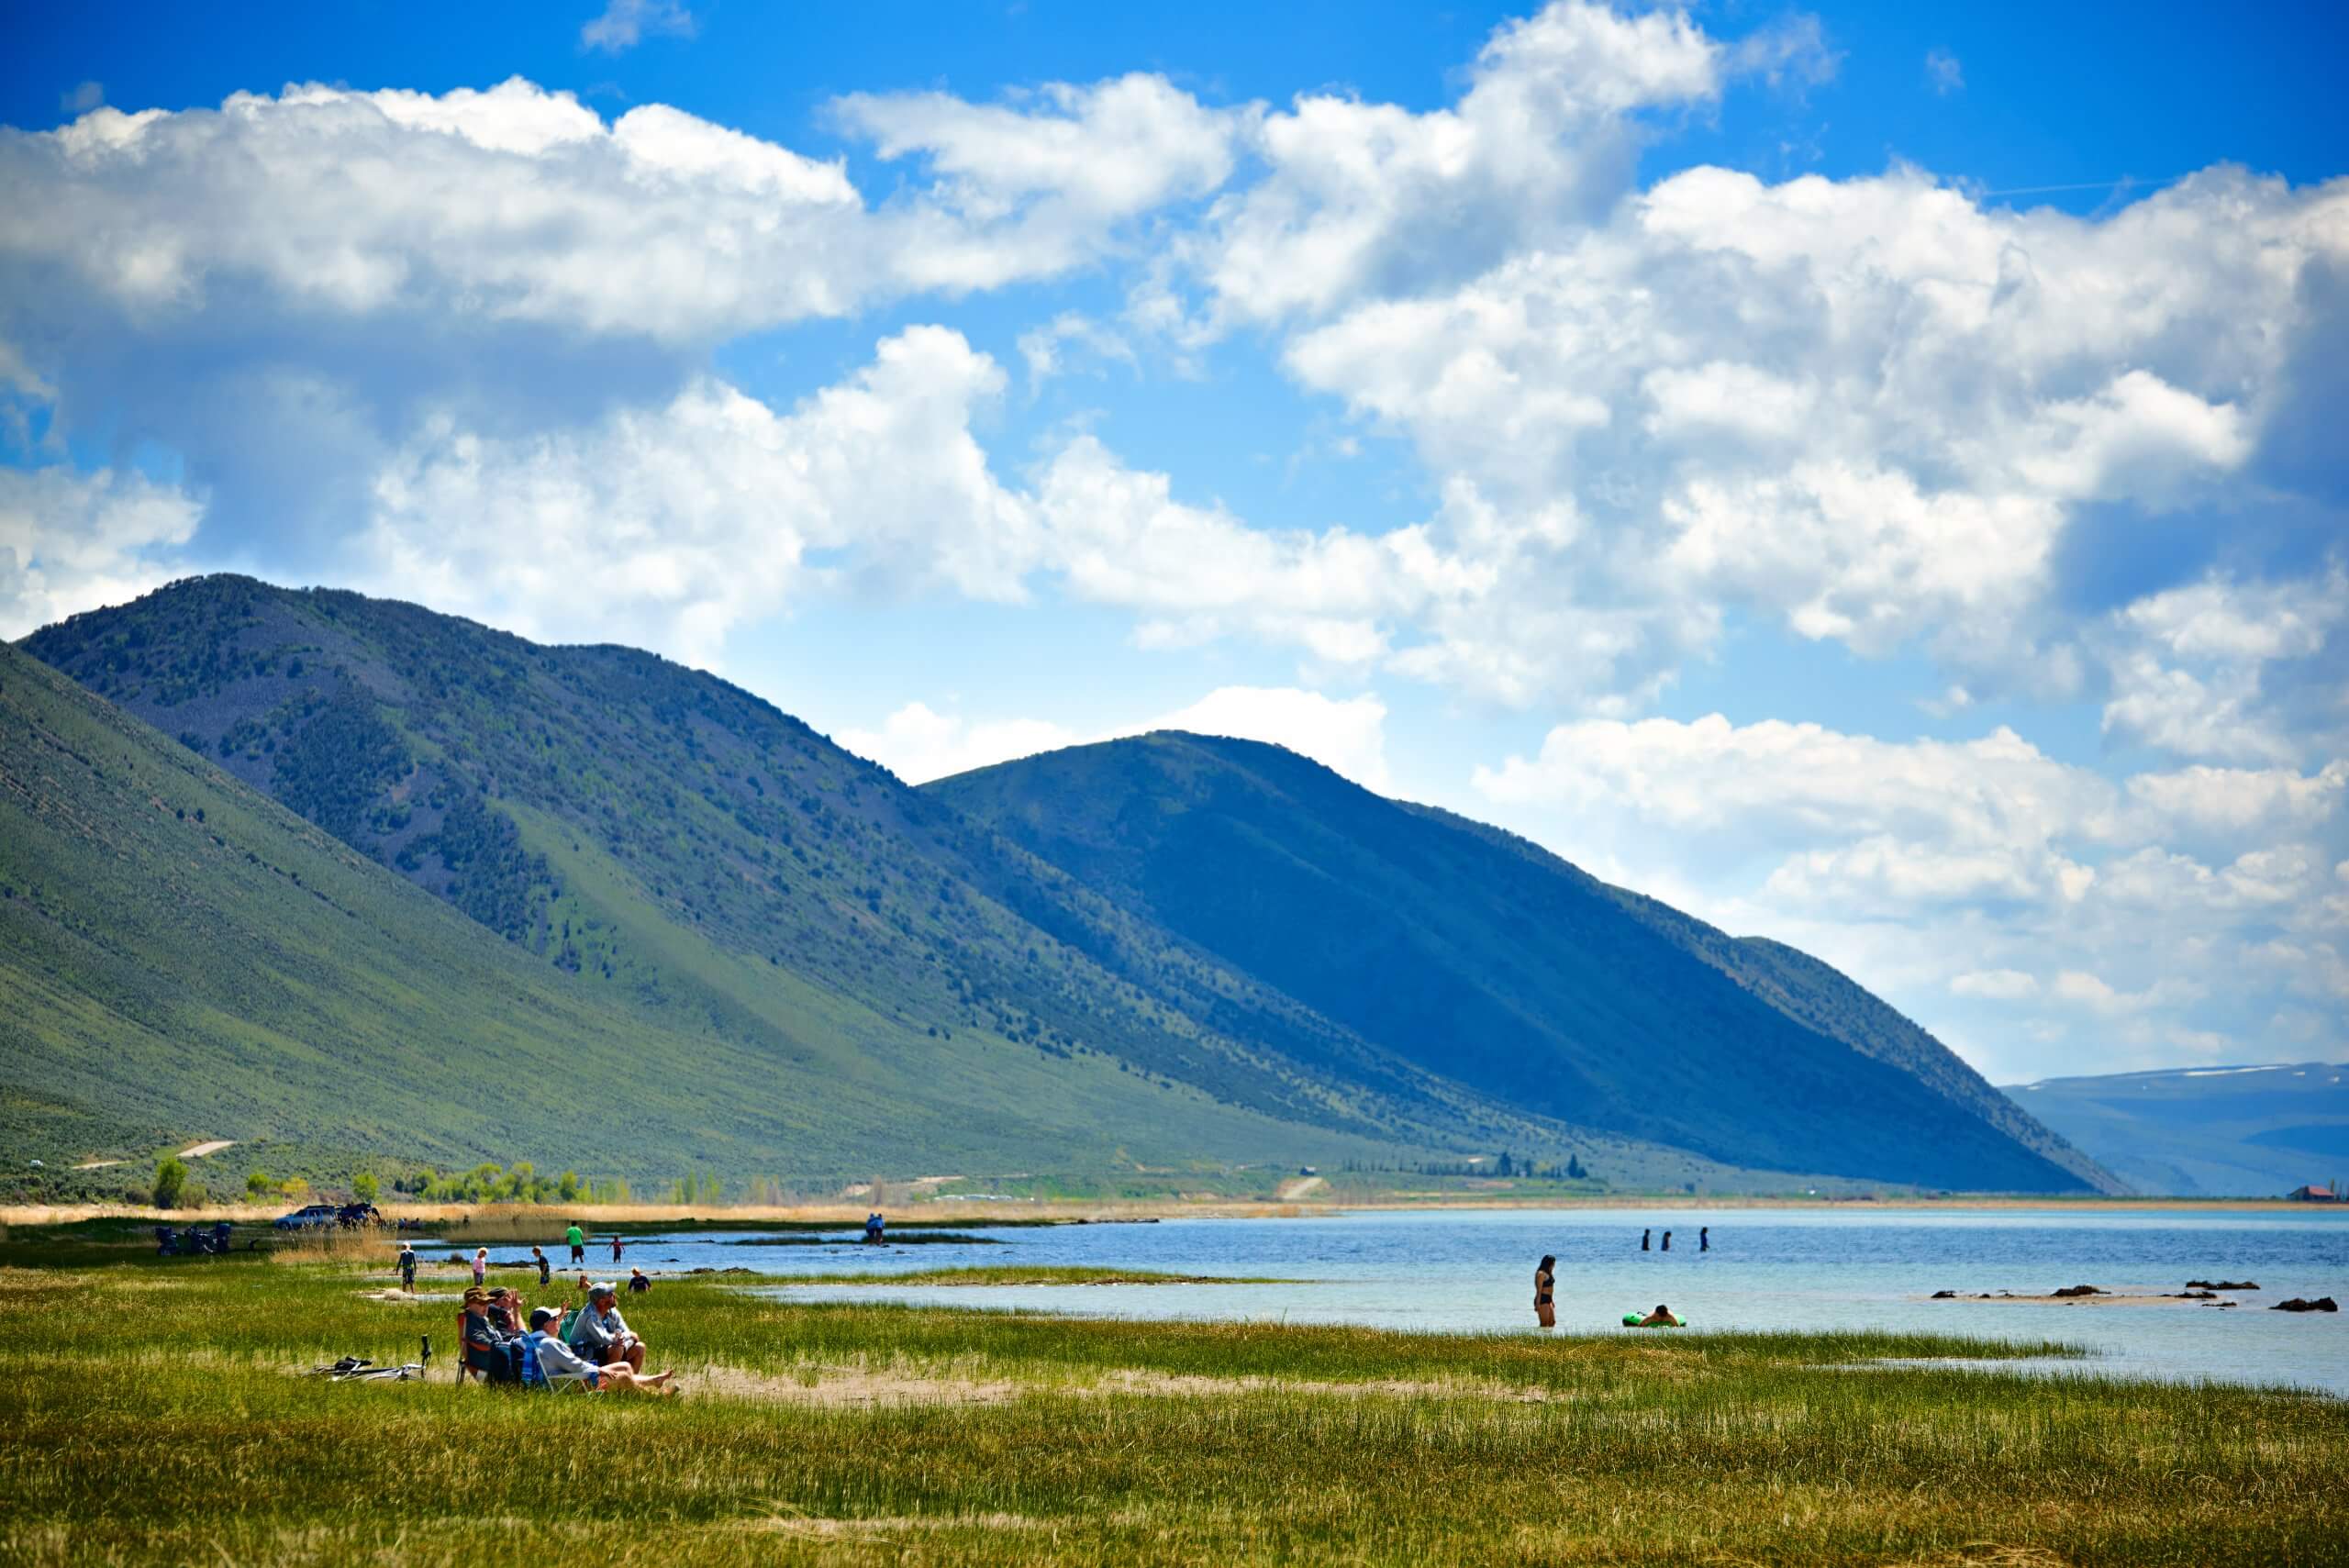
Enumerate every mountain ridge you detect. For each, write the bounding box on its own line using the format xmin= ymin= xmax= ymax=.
xmin=14 ymin=576 xmax=2116 ymax=1194
xmin=929 ymin=730 xmax=2122 ymax=1194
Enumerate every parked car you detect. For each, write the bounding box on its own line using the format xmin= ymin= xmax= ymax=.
xmin=273 ymin=1203 xmax=341 ymax=1231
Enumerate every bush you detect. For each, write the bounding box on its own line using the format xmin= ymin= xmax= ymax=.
xmin=245 ymin=1170 xmax=273 ymax=1202
xmin=351 ymin=1172 xmax=379 ymax=1204
xmin=152 ymin=1156 xmax=187 ymax=1210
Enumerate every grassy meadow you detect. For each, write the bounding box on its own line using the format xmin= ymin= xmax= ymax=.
xmin=1 ymin=1220 xmax=2343 ymax=1565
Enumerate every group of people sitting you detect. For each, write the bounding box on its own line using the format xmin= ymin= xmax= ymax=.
xmin=460 ymin=1279 xmax=674 ymax=1395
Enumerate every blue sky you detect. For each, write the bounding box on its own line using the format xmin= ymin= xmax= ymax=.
xmin=2 ymin=0 xmax=2343 ymax=1083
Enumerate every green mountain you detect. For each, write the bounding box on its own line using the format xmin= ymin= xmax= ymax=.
xmin=13 ymin=576 xmax=2116 ymax=1194
xmin=929 ymin=733 xmax=2121 ymax=1195
xmin=0 ymin=637 xmax=1474 ymax=1186
xmin=2002 ymin=1063 xmax=2349 ymax=1195
xmin=14 ymin=577 xmax=1753 ymax=1191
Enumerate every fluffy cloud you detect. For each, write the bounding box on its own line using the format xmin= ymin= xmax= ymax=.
xmin=1 ymin=81 xmax=859 ymax=340
xmin=1279 ymin=163 xmax=2345 ymax=704
xmin=2097 ymin=571 xmax=2346 ymax=762
xmin=841 ymin=686 xmax=1391 ymax=790
xmin=1197 ymin=0 xmax=1726 ymax=323
xmin=833 ymin=74 xmax=1240 ymax=291
xmin=1470 ymin=712 xmax=2347 ymax=1076
xmin=359 ymin=327 xmax=1032 ymax=669
xmin=0 ymin=465 xmax=204 ymax=639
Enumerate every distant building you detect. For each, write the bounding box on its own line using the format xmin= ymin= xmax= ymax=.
xmin=2286 ymin=1184 xmax=2337 ymax=1203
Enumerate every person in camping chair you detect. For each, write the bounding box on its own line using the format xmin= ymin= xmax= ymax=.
xmin=567 ymin=1283 xmax=645 ymax=1373
xmin=526 ymin=1307 xmax=673 ymax=1395
xmin=461 ymin=1288 xmax=518 ymax=1381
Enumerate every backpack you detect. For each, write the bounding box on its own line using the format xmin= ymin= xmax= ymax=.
xmin=518 ymin=1334 xmax=546 ymax=1389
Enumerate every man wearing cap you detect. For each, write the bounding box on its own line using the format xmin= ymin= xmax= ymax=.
xmin=567 ymin=1282 xmax=645 ymax=1373
xmin=527 ymin=1307 xmax=673 ymax=1394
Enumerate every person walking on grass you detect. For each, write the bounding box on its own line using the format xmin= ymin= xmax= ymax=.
xmin=531 ymin=1245 xmax=551 ymax=1286
xmin=567 ymin=1220 xmax=585 ymax=1266
xmin=1533 ymin=1254 xmax=1557 ymax=1329
xmin=471 ymin=1247 xmax=487 ymax=1287
xmin=396 ymin=1242 xmax=417 ymax=1293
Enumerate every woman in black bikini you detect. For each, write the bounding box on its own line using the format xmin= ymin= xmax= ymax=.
xmin=1534 ymin=1254 xmax=1557 ymax=1329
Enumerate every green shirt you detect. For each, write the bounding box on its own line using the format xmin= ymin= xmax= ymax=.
xmin=565 ymin=1225 xmax=584 ymax=1248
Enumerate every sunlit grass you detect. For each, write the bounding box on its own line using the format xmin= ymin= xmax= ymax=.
xmin=1 ymin=1229 xmax=2342 ymax=1566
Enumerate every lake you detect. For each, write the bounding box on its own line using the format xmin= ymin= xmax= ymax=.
xmin=608 ymin=1207 xmax=2348 ymax=1395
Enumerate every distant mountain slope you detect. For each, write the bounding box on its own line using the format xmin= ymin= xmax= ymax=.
xmin=26 ymin=577 xmax=1780 ymax=1186
xmin=930 ymin=732 xmax=2121 ymax=1194
xmin=0 ymin=639 xmax=1452 ymax=1182
xmin=1410 ymin=807 xmax=2114 ymax=1193
xmin=2002 ymin=1063 xmax=2349 ymax=1195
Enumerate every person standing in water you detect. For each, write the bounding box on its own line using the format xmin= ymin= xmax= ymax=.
xmin=611 ymin=1232 xmax=624 ymax=1264
xmin=1661 ymin=1230 xmax=1672 ymax=1251
xmin=1642 ymin=1229 xmax=1652 ymax=1251
xmin=1699 ymin=1227 xmax=1709 ymax=1253
xmin=566 ymin=1221 xmax=585 ymax=1265
xmin=1533 ymin=1255 xmax=1557 ymax=1329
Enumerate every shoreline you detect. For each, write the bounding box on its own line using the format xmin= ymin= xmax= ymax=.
xmin=7 ymin=1192 xmax=2334 ymax=1228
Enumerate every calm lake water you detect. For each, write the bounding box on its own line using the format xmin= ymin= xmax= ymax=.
xmin=615 ymin=1207 xmax=2348 ymax=1396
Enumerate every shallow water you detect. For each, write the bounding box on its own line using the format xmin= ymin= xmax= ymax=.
xmin=627 ymin=1207 xmax=2347 ymax=1395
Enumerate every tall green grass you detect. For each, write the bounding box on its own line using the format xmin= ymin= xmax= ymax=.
xmin=1 ymin=1247 xmax=2341 ymax=1566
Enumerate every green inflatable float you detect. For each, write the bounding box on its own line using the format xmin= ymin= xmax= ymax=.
xmin=1621 ymin=1313 xmax=1688 ymax=1327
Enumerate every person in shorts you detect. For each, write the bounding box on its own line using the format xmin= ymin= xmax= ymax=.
xmin=526 ymin=1307 xmax=672 ymax=1394
xmin=566 ymin=1222 xmax=584 ymax=1265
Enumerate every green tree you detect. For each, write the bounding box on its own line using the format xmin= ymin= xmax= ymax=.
xmin=246 ymin=1169 xmax=273 ymax=1202
xmin=351 ymin=1171 xmax=379 ymax=1204
xmin=152 ymin=1155 xmax=187 ymax=1210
